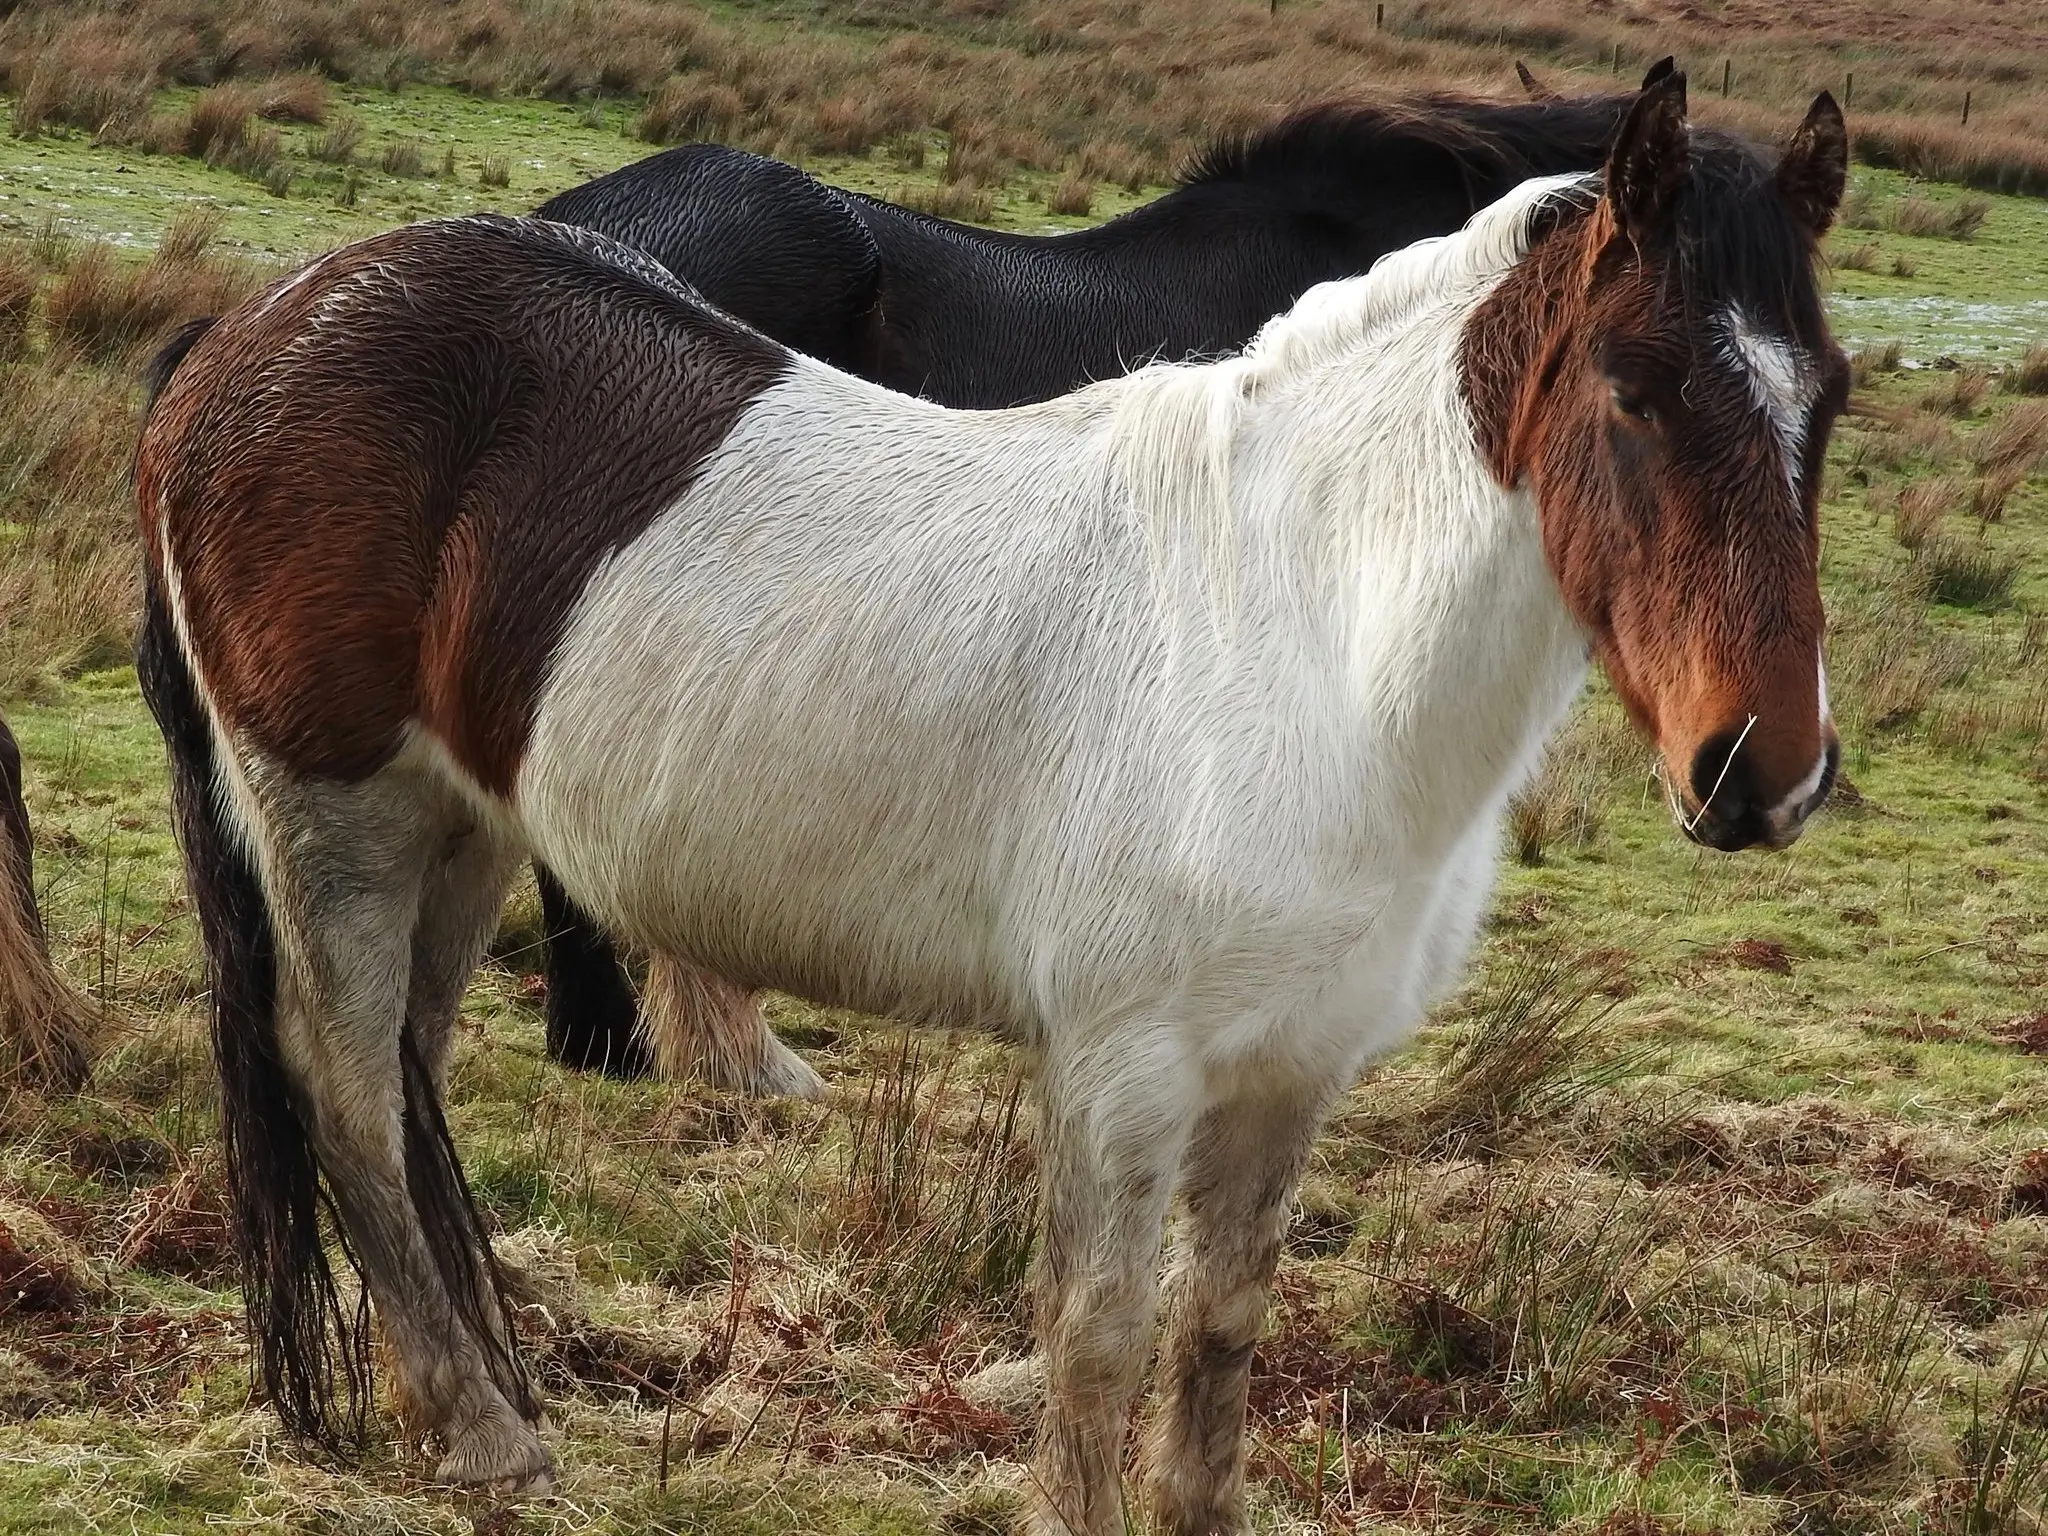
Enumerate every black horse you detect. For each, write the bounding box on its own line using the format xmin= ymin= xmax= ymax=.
xmin=528 ymin=85 xmax=1641 ymax=1076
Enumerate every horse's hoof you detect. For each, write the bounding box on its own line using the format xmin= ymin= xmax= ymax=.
xmin=434 ymin=1400 xmax=554 ymax=1491
xmin=750 ymin=1039 xmax=827 ymax=1100
xmin=488 ymin=1466 xmax=557 ymax=1499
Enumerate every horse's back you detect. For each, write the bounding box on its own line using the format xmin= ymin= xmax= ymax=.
xmin=139 ymin=215 xmax=792 ymax=797
xmin=534 ymin=144 xmax=881 ymax=372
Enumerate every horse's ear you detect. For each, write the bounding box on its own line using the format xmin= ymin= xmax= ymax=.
xmin=1515 ymin=60 xmax=1557 ymax=101
xmin=1640 ymin=56 xmax=1677 ymax=90
xmin=1777 ymin=90 xmax=1848 ymax=235
xmin=1605 ymin=67 xmax=1689 ymax=248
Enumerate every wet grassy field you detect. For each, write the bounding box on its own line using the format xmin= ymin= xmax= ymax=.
xmin=4 ymin=56 xmax=2048 ymax=1536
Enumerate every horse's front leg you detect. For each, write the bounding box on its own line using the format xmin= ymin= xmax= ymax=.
xmin=1028 ymin=1031 xmax=1201 ymax=1536
xmin=1144 ymin=1075 xmax=1336 ymax=1536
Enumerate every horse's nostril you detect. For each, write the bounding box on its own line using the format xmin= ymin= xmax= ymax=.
xmin=1687 ymin=724 xmax=1757 ymax=816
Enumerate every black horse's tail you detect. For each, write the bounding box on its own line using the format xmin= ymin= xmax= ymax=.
xmin=141 ymin=315 xmax=219 ymax=415
xmin=136 ymin=322 xmax=370 ymax=1447
xmin=135 ymin=577 xmax=371 ymax=1448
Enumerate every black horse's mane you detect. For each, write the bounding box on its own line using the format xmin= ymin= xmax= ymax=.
xmin=1182 ymin=94 xmax=1635 ymax=197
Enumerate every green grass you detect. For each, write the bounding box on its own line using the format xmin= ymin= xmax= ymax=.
xmin=0 ymin=84 xmax=1147 ymax=268
xmin=4 ymin=72 xmax=2048 ymax=1536
xmin=1827 ymin=168 xmax=2048 ymax=360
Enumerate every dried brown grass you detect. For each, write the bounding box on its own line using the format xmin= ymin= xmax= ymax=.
xmin=7 ymin=0 xmax=2044 ymax=195
xmin=183 ymin=83 xmax=257 ymax=160
xmin=256 ymin=72 xmax=327 ymax=124
xmin=1921 ymin=366 xmax=1992 ymax=419
xmin=0 ymin=248 xmax=36 ymax=362
xmin=2002 ymin=343 xmax=2048 ymax=397
xmin=1892 ymin=475 xmax=1959 ymax=550
xmin=45 ymin=243 xmax=254 ymax=364
xmin=0 ymin=225 xmax=267 ymax=699
xmin=1045 ymin=172 xmax=1094 ymax=216
xmin=1973 ymin=400 xmax=2048 ymax=476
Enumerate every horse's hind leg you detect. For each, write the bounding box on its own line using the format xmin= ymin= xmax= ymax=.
xmin=410 ymin=826 xmax=527 ymax=1091
xmin=253 ymin=763 xmax=550 ymax=1489
xmin=1028 ymin=1033 xmax=1201 ymax=1536
xmin=402 ymin=824 xmax=549 ymax=1427
xmin=639 ymin=952 xmax=824 ymax=1099
xmin=1144 ymin=1078 xmax=1332 ymax=1536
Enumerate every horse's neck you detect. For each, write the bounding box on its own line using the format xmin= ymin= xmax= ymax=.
xmin=859 ymin=191 xmax=1350 ymax=384
xmin=1235 ymin=296 xmax=1586 ymax=837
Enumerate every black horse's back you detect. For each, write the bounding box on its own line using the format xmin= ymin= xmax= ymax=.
xmin=534 ymin=144 xmax=881 ymax=372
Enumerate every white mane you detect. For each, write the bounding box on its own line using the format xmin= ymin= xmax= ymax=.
xmin=1103 ymin=173 xmax=1595 ymax=608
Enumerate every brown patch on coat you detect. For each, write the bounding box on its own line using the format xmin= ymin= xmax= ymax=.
xmin=1459 ymin=76 xmax=1849 ymax=847
xmin=137 ymin=216 xmax=786 ymax=795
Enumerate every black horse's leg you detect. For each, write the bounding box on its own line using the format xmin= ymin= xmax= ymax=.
xmin=535 ymin=865 xmax=651 ymax=1078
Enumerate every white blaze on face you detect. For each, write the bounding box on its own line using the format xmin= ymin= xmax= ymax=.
xmin=1724 ymin=308 xmax=1816 ymax=494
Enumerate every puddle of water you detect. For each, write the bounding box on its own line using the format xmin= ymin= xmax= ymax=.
xmin=1828 ymin=294 xmax=2048 ymax=362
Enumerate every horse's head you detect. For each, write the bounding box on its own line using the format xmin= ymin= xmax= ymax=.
xmin=1476 ymin=67 xmax=1849 ymax=852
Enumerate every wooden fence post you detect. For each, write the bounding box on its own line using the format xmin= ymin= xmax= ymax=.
xmin=1721 ymin=58 xmax=1731 ymax=97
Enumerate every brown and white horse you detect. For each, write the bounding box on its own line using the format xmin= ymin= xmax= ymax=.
xmin=136 ymin=72 xmax=1845 ymax=1535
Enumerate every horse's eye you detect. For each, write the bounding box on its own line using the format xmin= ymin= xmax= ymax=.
xmin=1610 ymin=385 xmax=1656 ymax=424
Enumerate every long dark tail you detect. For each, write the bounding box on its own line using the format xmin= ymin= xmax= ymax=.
xmin=140 ymin=315 xmax=219 ymax=414
xmin=136 ymin=579 xmax=371 ymax=1447
xmin=138 ymin=317 xmax=534 ymax=1443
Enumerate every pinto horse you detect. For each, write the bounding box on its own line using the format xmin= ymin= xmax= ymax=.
xmin=136 ymin=72 xmax=1846 ymax=1534
xmin=529 ymin=85 xmax=1641 ymax=1089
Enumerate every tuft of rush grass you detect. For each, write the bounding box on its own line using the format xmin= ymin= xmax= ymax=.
xmin=1849 ymin=338 xmax=1904 ymax=387
xmin=900 ymin=180 xmax=995 ymax=223
xmin=307 ymin=114 xmax=363 ymax=164
xmin=2003 ymin=341 xmax=2048 ymax=395
xmin=1888 ymin=191 xmax=1993 ymax=241
xmin=256 ymin=73 xmax=327 ymax=125
xmin=1044 ymin=171 xmax=1093 ymax=218
xmin=1399 ymin=942 xmax=1650 ymax=1158
xmin=1913 ymin=533 xmax=2023 ymax=610
xmin=1922 ymin=366 xmax=1994 ymax=419
xmin=377 ymin=136 xmax=426 ymax=178
xmin=1962 ymin=1315 xmax=2048 ymax=1532
xmin=1892 ymin=473 xmax=1959 ymax=549
xmin=0 ymin=245 xmax=34 ymax=360
xmin=43 ymin=241 xmax=253 ymax=365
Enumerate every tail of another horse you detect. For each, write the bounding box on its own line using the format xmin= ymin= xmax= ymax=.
xmin=135 ymin=576 xmax=372 ymax=1447
xmin=0 ymin=712 xmax=92 ymax=1090
xmin=137 ymin=317 xmax=371 ymax=1445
